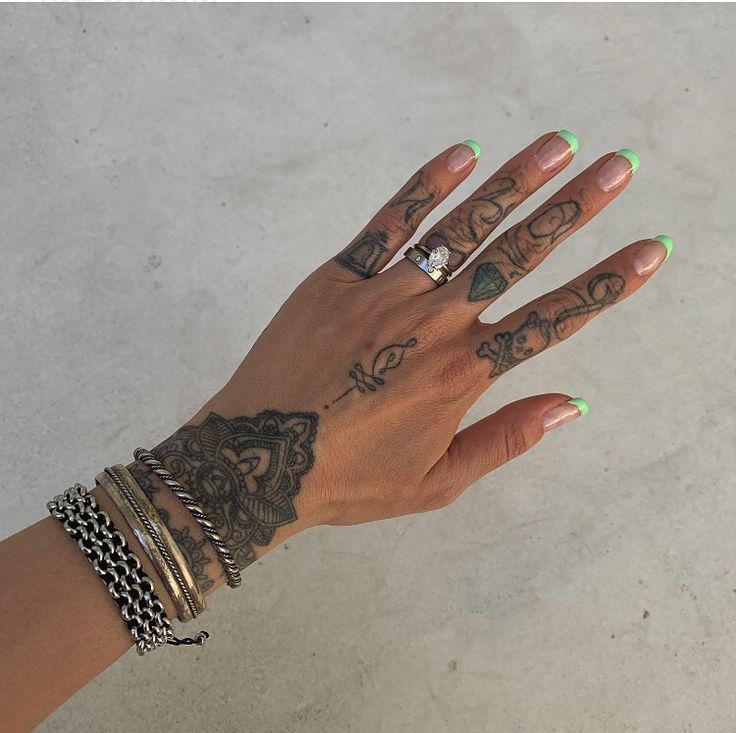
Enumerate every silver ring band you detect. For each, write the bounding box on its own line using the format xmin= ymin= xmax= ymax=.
xmin=403 ymin=244 xmax=452 ymax=286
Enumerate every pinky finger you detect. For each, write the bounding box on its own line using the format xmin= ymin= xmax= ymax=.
xmin=421 ymin=393 xmax=588 ymax=509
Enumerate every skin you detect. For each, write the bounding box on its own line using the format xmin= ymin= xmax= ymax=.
xmin=0 ymin=132 xmax=668 ymax=730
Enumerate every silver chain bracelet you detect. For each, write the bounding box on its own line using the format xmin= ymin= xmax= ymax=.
xmin=47 ymin=483 xmax=207 ymax=655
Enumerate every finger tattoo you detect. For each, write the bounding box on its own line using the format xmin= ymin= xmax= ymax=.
xmin=468 ymin=261 xmax=508 ymax=301
xmin=475 ymin=271 xmax=626 ymax=377
xmin=334 ymin=230 xmax=389 ymax=278
xmin=468 ymin=199 xmax=582 ymax=301
xmin=389 ymin=172 xmax=435 ymax=226
xmin=476 ymin=311 xmax=553 ymax=377
xmin=466 ymin=175 xmax=519 ymax=242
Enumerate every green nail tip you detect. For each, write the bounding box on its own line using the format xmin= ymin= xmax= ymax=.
xmin=616 ymin=148 xmax=640 ymax=173
xmin=462 ymin=139 xmax=481 ymax=158
xmin=557 ymin=129 xmax=579 ymax=155
xmin=654 ymin=234 xmax=673 ymax=260
xmin=568 ymin=397 xmax=589 ymax=417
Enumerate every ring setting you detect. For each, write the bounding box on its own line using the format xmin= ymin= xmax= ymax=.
xmin=404 ymin=243 xmax=452 ymax=285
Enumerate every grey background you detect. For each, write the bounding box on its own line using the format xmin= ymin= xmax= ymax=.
xmin=1 ymin=3 xmax=734 ymax=731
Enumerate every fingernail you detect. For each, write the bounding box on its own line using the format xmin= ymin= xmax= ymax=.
xmin=535 ymin=129 xmax=578 ymax=171
xmin=543 ymin=397 xmax=589 ymax=432
xmin=446 ymin=139 xmax=481 ymax=173
xmin=654 ymin=234 xmax=673 ymax=260
xmin=596 ymin=148 xmax=640 ymax=192
xmin=634 ymin=235 xmax=672 ymax=275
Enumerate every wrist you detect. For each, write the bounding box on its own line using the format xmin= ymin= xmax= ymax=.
xmin=133 ymin=388 xmax=321 ymax=585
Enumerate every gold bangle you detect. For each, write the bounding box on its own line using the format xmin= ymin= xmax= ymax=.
xmin=96 ymin=465 xmax=206 ymax=622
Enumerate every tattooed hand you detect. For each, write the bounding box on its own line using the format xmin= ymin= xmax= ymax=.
xmin=129 ymin=133 xmax=670 ymax=594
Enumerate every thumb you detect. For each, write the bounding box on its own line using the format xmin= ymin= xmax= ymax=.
xmin=425 ymin=393 xmax=588 ymax=508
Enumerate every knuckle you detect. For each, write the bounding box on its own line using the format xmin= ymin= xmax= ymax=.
xmin=433 ymin=342 xmax=481 ymax=398
xmin=425 ymin=471 xmax=464 ymax=510
xmin=535 ymin=294 xmax=578 ymax=342
xmin=500 ymin=423 xmax=528 ymax=462
xmin=431 ymin=484 xmax=460 ymax=510
xmin=377 ymin=210 xmax=414 ymax=241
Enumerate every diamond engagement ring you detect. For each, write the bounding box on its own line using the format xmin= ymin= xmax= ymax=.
xmin=403 ymin=244 xmax=452 ymax=286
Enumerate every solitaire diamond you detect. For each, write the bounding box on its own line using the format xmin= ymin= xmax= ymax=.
xmin=426 ymin=245 xmax=449 ymax=273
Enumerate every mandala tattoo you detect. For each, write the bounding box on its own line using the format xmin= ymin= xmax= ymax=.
xmin=328 ymin=337 xmax=418 ymax=407
xmin=129 ymin=462 xmax=215 ymax=591
xmin=468 ymin=261 xmax=508 ymax=302
xmin=389 ymin=172 xmax=435 ymax=226
xmin=150 ymin=410 xmax=318 ymax=569
xmin=335 ymin=230 xmax=389 ymax=278
xmin=169 ymin=526 xmax=215 ymax=593
xmin=475 ymin=271 xmax=626 ymax=377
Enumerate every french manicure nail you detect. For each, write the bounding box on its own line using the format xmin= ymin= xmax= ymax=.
xmin=446 ymin=139 xmax=481 ymax=173
xmin=535 ymin=129 xmax=578 ymax=172
xmin=596 ymin=148 xmax=640 ymax=192
xmin=542 ymin=397 xmax=589 ymax=432
xmin=634 ymin=235 xmax=672 ymax=275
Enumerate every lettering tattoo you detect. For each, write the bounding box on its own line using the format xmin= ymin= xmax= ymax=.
xmin=494 ymin=200 xmax=582 ymax=282
xmin=129 ymin=462 xmax=215 ymax=592
xmin=421 ymin=175 xmax=520 ymax=271
xmin=466 ymin=176 xmax=519 ymax=242
xmin=475 ymin=271 xmax=626 ymax=377
xmin=143 ymin=411 xmax=318 ymax=570
xmin=389 ymin=172 xmax=435 ymax=226
xmin=551 ymin=273 xmax=625 ymax=337
xmin=334 ymin=230 xmax=388 ymax=279
xmin=328 ymin=337 xmax=418 ymax=408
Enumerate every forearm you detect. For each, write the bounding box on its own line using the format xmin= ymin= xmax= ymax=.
xmin=0 ymin=507 xmax=132 ymax=732
xmin=0 ymin=392 xmax=318 ymax=731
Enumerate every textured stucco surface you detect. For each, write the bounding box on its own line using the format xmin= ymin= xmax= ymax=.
xmin=1 ymin=3 xmax=735 ymax=731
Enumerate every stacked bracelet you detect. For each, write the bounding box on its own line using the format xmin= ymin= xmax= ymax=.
xmin=133 ymin=447 xmax=242 ymax=589
xmin=96 ymin=465 xmax=206 ymax=623
xmin=47 ymin=483 xmax=207 ymax=655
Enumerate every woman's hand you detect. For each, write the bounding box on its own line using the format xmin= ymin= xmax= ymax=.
xmin=141 ymin=132 xmax=670 ymax=584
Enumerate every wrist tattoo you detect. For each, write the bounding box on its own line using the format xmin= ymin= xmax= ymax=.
xmin=149 ymin=410 xmax=318 ymax=570
xmin=326 ymin=337 xmax=418 ymax=408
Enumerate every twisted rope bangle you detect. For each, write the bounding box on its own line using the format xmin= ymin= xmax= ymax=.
xmin=133 ymin=447 xmax=242 ymax=589
xmin=97 ymin=465 xmax=206 ymax=622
